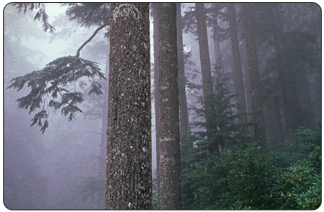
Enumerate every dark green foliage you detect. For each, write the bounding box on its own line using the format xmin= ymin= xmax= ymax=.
xmin=64 ymin=3 xmax=110 ymax=27
xmin=182 ymin=124 xmax=321 ymax=209
xmin=7 ymin=56 xmax=106 ymax=133
xmin=266 ymin=128 xmax=321 ymax=209
xmin=181 ymin=56 xmax=320 ymax=209
xmin=190 ymin=71 xmax=249 ymax=153
xmin=181 ymin=71 xmax=251 ymax=209
xmin=268 ymin=162 xmax=321 ymax=209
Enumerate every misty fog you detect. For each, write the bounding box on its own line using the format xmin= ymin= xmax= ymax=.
xmin=3 ymin=3 xmax=321 ymax=210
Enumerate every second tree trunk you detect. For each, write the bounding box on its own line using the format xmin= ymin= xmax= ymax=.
xmin=157 ymin=3 xmax=182 ymax=210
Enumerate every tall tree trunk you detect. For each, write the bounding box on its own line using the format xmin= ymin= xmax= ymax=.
xmin=106 ymin=3 xmax=151 ymax=209
xmin=240 ymin=38 xmax=253 ymax=134
xmin=151 ymin=3 xmax=160 ymax=208
xmin=177 ymin=5 xmax=194 ymax=207
xmin=177 ymin=3 xmax=191 ymax=155
xmin=228 ymin=3 xmax=247 ymax=123
xmin=242 ymin=3 xmax=267 ymax=142
xmin=272 ymin=4 xmax=310 ymax=133
xmin=157 ymin=3 xmax=182 ymax=209
xmin=195 ymin=3 xmax=214 ymax=144
xmin=271 ymin=6 xmax=294 ymax=138
xmin=211 ymin=3 xmax=223 ymax=74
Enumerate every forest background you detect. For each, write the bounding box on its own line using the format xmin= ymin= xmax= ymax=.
xmin=3 ymin=2 xmax=322 ymax=210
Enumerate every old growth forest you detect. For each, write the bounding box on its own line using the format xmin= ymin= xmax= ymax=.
xmin=3 ymin=3 xmax=322 ymax=210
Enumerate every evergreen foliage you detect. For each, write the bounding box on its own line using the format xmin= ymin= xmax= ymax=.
xmin=181 ymin=68 xmax=251 ymax=209
xmin=5 ymin=3 xmax=321 ymax=209
xmin=8 ymin=3 xmax=111 ymax=133
xmin=181 ymin=64 xmax=321 ymax=210
xmin=7 ymin=56 xmax=106 ymax=133
xmin=14 ymin=3 xmax=55 ymax=33
xmin=64 ymin=3 xmax=110 ymax=27
xmin=182 ymin=115 xmax=321 ymax=209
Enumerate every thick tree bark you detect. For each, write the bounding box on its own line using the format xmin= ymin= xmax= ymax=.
xmin=195 ymin=3 xmax=214 ymax=143
xmin=177 ymin=3 xmax=191 ymax=155
xmin=228 ymin=3 xmax=247 ymax=123
xmin=157 ymin=3 xmax=182 ymax=209
xmin=106 ymin=3 xmax=151 ymax=209
xmin=242 ymin=3 xmax=267 ymax=142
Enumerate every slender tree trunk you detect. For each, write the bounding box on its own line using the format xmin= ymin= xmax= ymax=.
xmin=195 ymin=3 xmax=214 ymax=144
xmin=177 ymin=3 xmax=191 ymax=155
xmin=240 ymin=38 xmax=253 ymax=134
xmin=157 ymin=3 xmax=182 ymax=209
xmin=151 ymin=3 xmax=160 ymax=208
xmin=228 ymin=3 xmax=247 ymax=123
xmin=211 ymin=3 xmax=223 ymax=74
xmin=242 ymin=3 xmax=267 ymax=142
xmin=106 ymin=3 xmax=151 ymax=209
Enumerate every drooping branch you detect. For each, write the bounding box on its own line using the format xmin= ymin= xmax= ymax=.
xmin=75 ymin=23 xmax=109 ymax=57
xmin=14 ymin=3 xmax=55 ymax=33
xmin=7 ymin=56 xmax=106 ymax=133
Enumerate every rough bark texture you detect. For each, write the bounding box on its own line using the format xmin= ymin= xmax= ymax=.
xmin=228 ymin=3 xmax=247 ymax=123
xmin=242 ymin=3 xmax=267 ymax=142
xmin=106 ymin=3 xmax=152 ymax=209
xmin=196 ymin=3 xmax=214 ymax=141
xmin=177 ymin=3 xmax=191 ymax=154
xmin=157 ymin=3 xmax=182 ymax=209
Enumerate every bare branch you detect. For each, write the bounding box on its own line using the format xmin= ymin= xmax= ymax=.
xmin=75 ymin=23 xmax=109 ymax=57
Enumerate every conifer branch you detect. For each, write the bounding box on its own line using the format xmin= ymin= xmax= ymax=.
xmin=14 ymin=3 xmax=55 ymax=33
xmin=75 ymin=23 xmax=109 ymax=57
